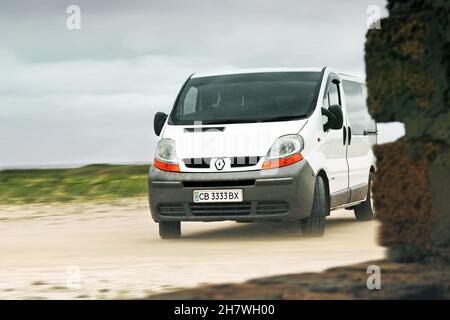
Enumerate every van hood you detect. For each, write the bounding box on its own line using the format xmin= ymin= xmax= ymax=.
xmin=162 ymin=120 xmax=307 ymax=159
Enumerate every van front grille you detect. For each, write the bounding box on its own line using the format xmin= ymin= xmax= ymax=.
xmin=182 ymin=156 xmax=261 ymax=169
xmin=158 ymin=201 xmax=289 ymax=217
xmin=230 ymin=156 xmax=261 ymax=168
xmin=184 ymin=158 xmax=211 ymax=168
xmin=189 ymin=202 xmax=252 ymax=216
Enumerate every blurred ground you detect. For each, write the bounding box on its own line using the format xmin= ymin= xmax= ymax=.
xmin=0 ymin=198 xmax=384 ymax=299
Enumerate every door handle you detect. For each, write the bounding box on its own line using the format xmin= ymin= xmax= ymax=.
xmin=343 ymin=126 xmax=347 ymax=145
xmin=348 ymin=126 xmax=352 ymax=145
xmin=363 ymin=129 xmax=378 ymax=135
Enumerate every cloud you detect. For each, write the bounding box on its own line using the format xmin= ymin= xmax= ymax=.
xmin=0 ymin=0 xmax=388 ymax=66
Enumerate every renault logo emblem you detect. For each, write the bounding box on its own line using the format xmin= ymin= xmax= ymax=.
xmin=214 ymin=158 xmax=225 ymax=171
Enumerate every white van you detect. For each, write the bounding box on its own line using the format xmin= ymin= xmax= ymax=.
xmin=149 ymin=67 xmax=377 ymax=239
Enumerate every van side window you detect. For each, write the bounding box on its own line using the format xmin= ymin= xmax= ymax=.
xmin=183 ymin=87 xmax=198 ymax=115
xmin=342 ymin=80 xmax=376 ymax=135
xmin=322 ymin=80 xmax=341 ymax=109
xmin=328 ymin=83 xmax=340 ymax=106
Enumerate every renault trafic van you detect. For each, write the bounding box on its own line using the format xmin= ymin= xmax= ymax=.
xmin=149 ymin=67 xmax=377 ymax=239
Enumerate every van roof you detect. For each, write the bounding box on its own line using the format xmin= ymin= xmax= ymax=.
xmin=191 ymin=67 xmax=364 ymax=83
xmin=191 ymin=67 xmax=324 ymax=78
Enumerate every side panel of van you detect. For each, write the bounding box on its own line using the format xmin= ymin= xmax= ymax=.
xmin=342 ymin=80 xmax=377 ymax=202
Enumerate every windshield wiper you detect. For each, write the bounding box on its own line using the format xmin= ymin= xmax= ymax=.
xmin=201 ymin=119 xmax=259 ymax=125
xmin=181 ymin=115 xmax=305 ymax=125
xmin=258 ymin=115 xmax=307 ymax=122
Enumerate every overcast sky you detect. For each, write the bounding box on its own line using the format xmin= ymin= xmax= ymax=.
xmin=0 ymin=0 xmax=403 ymax=169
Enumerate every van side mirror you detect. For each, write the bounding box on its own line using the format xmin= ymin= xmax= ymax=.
xmin=154 ymin=112 xmax=168 ymax=136
xmin=321 ymin=104 xmax=343 ymax=131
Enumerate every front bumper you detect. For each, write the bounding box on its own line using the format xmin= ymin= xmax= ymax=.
xmin=148 ymin=159 xmax=316 ymax=222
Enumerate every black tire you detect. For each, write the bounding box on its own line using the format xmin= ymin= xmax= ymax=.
xmin=354 ymin=172 xmax=374 ymax=221
xmin=159 ymin=221 xmax=181 ymax=239
xmin=301 ymin=176 xmax=328 ymax=236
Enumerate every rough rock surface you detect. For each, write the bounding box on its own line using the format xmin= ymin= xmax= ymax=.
xmin=365 ymin=0 xmax=450 ymax=261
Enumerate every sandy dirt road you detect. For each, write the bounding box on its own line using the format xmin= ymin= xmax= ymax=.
xmin=0 ymin=198 xmax=385 ymax=299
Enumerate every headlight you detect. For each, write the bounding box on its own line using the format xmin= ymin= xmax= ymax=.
xmin=156 ymin=138 xmax=178 ymax=163
xmin=266 ymin=135 xmax=304 ymax=159
xmin=262 ymin=135 xmax=304 ymax=170
xmin=154 ymin=138 xmax=180 ymax=172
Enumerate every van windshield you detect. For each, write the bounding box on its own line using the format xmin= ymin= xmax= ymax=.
xmin=169 ymin=72 xmax=322 ymax=125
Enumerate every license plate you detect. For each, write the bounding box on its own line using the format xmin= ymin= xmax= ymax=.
xmin=193 ymin=189 xmax=243 ymax=203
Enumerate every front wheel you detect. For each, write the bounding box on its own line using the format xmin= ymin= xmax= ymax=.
xmin=301 ymin=176 xmax=328 ymax=236
xmin=354 ymin=172 xmax=374 ymax=221
xmin=159 ymin=221 xmax=181 ymax=239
